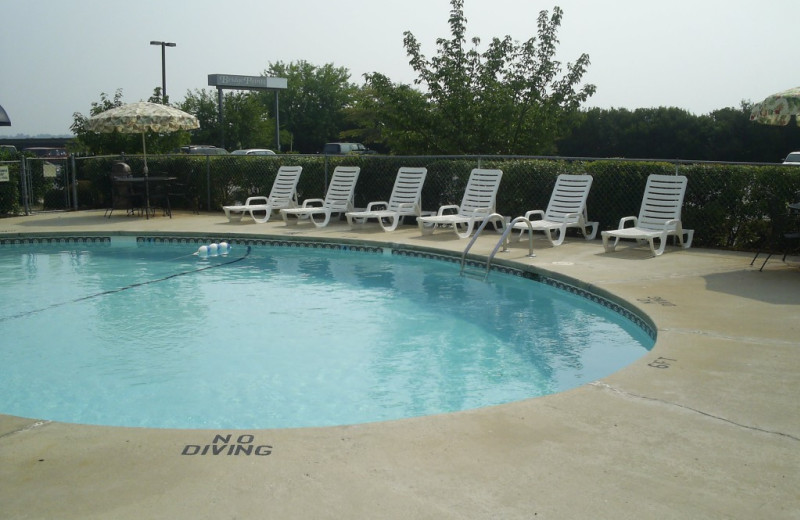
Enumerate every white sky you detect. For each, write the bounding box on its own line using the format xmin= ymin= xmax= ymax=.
xmin=1 ymin=0 xmax=798 ymax=136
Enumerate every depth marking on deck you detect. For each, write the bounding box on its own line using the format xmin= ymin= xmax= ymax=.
xmin=636 ymin=296 xmax=676 ymax=306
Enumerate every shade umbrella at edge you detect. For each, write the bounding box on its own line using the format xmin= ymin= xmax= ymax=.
xmin=750 ymin=86 xmax=800 ymax=127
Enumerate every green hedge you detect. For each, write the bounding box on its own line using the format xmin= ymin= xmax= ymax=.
xmin=74 ymin=155 xmax=800 ymax=251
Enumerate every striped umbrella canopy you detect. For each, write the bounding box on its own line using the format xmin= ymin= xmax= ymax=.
xmin=750 ymin=86 xmax=800 ymax=126
xmin=86 ymin=101 xmax=199 ymax=173
xmin=0 ymin=104 xmax=10 ymax=126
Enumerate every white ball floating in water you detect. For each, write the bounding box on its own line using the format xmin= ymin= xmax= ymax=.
xmin=219 ymin=242 xmax=229 ymax=254
xmin=208 ymin=243 xmax=219 ymax=256
xmin=197 ymin=245 xmax=209 ymax=257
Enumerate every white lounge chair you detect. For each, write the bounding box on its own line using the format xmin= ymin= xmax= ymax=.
xmin=280 ymin=166 xmax=361 ymax=228
xmin=511 ymin=174 xmax=598 ymax=246
xmin=601 ymin=174 xmax=694 ymax=257
xmin=345 ymin=167 xmax=428 ymax=232
xmin=418 ymin=168 xmax=504 ymax=239
xmin=222 ymin=165 xmax=303 ymax=223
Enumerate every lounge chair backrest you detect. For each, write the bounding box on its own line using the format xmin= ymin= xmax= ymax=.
xmin=459 ymin=168 xmax=503 ymax=216
xmin=387 ymin=167 xmax=428 ymax=212
xmin=323 ymin=166 xmax=361 ymax=211
xmin=544 ymin=174 xmax=593 ymax=223
xmin=268 ymin=165 xmax=303 ymax=209
xmin=636 ymin=174 xmax=688 ymax=231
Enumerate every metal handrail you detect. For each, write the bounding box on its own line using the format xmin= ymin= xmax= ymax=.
xmin=484 ymin=216 xmax=536 ymax=276
xmin=459 ymin=213 xmax=505 ymax=277
xmin=459 ymin=214 xmax=535 ymax=279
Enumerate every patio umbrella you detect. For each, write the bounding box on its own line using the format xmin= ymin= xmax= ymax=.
xmin=86 ymin=101 xmax=199 ymax=174
xmin=750 ymin=86 xmax=800 ymax=126
xmin=0 ymin=104 xmax=10 ymax=126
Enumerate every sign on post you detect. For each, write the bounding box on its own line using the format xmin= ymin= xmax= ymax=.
xmin=208 ymin=74 xmax=288 ymax=152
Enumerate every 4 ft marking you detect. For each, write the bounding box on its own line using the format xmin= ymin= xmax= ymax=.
xmin=648 ymin=357 xmax=677 ymax=369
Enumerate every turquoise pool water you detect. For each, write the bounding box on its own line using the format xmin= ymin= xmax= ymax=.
xmin=0 ymin=237 xmax=654 ymax=429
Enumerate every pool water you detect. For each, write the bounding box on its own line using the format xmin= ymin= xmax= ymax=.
xmin=0 ymin=238 xmax=653 ymax=429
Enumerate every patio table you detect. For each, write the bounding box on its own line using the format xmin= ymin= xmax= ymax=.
xmin=114 ymin=176 xmax=176 ymax=218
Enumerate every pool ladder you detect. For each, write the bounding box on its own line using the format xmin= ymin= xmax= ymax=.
xmin=460 ymin=214 xmax=536 ymax=280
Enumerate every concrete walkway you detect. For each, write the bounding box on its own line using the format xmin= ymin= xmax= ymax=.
xmin=1 ymin=210 xmax=798 ymax=519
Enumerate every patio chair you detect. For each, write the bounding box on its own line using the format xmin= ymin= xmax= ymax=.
xmin=750 ymin=196 xmax=800 ymax=271
xmin=417 ymin=168 xmax=504 ymax=239
xmin=280 ymin=166 xmax=360 ymax=228
xmin=223 ymin=165 xmax=303 ymax=223
xmin=345 ymin=167 xmax=428 ymax=232
xmin=601 ymin=174 xmax=694 ymax=257
xmin=510 ymin=174 xmax=598 ymax=246
xmin=105 ymin=161 xmax=141 ymax=218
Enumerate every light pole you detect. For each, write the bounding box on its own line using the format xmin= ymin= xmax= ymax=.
xmin=149 ymin=41 xmax=176 ymax=103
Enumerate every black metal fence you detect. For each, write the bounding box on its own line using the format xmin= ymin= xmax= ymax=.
xmin=4 ymin=153 xmax=800 ymax=252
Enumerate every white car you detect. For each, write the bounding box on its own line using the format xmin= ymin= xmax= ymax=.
xmin=782 ymin=151 xmax=800 ymax=165
xmin=231 ymin=148 xmax=276 ymax=155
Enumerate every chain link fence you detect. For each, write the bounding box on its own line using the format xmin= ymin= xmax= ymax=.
xmin=5 ymin=153 xmax=800 ymax=252
xmin=0 ymin=156 xmax=75 ymax=214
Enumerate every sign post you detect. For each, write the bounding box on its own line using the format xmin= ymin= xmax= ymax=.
xmin=208 ymin=74 xmax=288 ymax=151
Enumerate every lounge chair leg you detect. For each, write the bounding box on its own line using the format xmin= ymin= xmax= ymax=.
xmin=652 ymin=236 xmax=668 ymax=257
xmin=225 ymin=210 xmax=245 ymax=222
xmin=601 ymin=233 xmax=617 ymax=253
xmin=455 ymin=221 xmax=475 ymax=239
xmin=682 ymin=229 xmax=694 ymax=249
xmin=419 ymin=221 xmax=436 ymax=235
xmin=550 ymin=228 xmax=566 ymax=246
xmin=584 ymin=222 xmax=598 ymax=240
xmin=380 ymin=216 xmax=399 ymax=232
xmin=311 ymin=212 xmax=331 ymax=228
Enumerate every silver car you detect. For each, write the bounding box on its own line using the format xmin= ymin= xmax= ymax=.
xmin=782 ymin=151 xmax=800 ymax=165
xmin=231 ymin=149 xmax=276 ymax=155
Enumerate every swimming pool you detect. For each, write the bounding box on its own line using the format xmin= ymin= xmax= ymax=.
xmin=0 ymin=236 xmax=654 ymax=429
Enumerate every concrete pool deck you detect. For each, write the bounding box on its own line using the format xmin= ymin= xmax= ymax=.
xmin=0 ymin=210 xmax=798 ymax=519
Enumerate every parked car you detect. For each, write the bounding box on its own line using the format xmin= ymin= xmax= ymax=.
xmin=231 ymin=148 xmax=276 ymax=155
xmin=782 ymin=151 xmax=800 ymax=165
xmin=322 ymin=142 xmax=376 ymax=155
xmin=181 ymin=145 xmax=228 ymax=155
xmin=23 ymin=147 xmax=67 ymax=158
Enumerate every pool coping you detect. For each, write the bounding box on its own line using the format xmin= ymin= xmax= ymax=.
xmin=0 ymin=211 xmax=798 ymax=519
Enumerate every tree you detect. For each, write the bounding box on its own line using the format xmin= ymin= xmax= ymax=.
xmin=399 ymin=0 xmax=595 ymax=154
xmin=558 ymin=103 xmax=800 ymax=162
xmin=178 ymin=89 xmax=220 ymax=146
xmin=343 ymin=73 xmax=431 ymax=154
xmin=260 ymin=61 xmax=356 ymax=153
xmin=180 ymin=89 xmax=275 ymax=150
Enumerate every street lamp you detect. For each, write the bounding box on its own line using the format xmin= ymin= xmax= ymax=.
xmin=150 ymin=40 xmax=176 ymax=103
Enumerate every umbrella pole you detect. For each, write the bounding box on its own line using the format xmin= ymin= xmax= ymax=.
xmin=142 ymin=133 xmax=150 ymax=219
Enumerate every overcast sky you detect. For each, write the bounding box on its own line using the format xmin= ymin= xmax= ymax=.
xmin=1 ymin=0 xmax=797 ymax=137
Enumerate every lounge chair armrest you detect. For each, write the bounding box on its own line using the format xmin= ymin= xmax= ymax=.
xmin=466 ymin=207 xmax=493 ymax=217
xmin=366 ymin=201 xmax=389 ymax=211
xmin=245 ymin=196 xmax=268 ymax=206
xmin=523 ymin=210 xmax=545 ymax=221
xmin=617 ymin=216 xmax=637 ymax=229
xmin=301 ymin=199 xmax=324 ymax=208
xmin=662 ymin=219 xmax=681 ymax=230
xmin=437 ymin=205 xmax=459 ymax=216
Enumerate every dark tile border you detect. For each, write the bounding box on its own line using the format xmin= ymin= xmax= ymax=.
xmin=0 ymin=236 xmax=111 ymax=245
